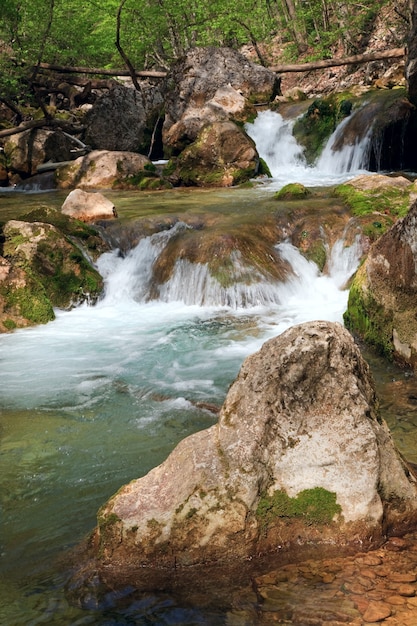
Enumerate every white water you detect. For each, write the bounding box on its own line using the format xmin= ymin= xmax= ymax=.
xmin=0 ymin=236 xmax=361 ymax=412
xmin=246 ymin=109 xmax=371 ymax=189
xmin=0 ymin=110 xmax=369 ymax=411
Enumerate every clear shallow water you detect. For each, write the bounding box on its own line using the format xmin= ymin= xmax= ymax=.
xmin=0 ymin=111 xmax=415 ymax=625
xmin=0 ymin=229 xmax=361 ymax=624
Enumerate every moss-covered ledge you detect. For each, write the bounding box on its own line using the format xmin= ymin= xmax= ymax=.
xmin=0 ymin=207 xmax=107 ymax=332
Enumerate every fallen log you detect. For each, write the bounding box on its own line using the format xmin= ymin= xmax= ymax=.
xmin=0 ymin=118 xmax=85 ymax=139
xmin=32 ymin=48 xmax=405 ymax=83
xmin=37 ymin=62 xmax=167 ymax=79
xmin=269 ymin=47 xmax=405 ymax=73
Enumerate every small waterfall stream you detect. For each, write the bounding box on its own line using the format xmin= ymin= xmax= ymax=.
xmin=246 ymin=108 xmax=371 ymax=188
xmin=0 ymin=108 xmax=403 ymax=624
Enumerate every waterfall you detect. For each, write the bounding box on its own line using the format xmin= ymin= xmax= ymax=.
xmin=94 ymin=222 xmax=362 ymax=310
xmin=316 ymin=112 xmax=372 ymax=174
xmin=246 ymin=109 xmax=372 ymax=188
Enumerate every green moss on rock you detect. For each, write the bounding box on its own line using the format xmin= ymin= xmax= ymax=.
xmin=256 ymin=487 xmax=341 ymax=528
xmin=334 ymin=183 xmax=410 ymax=218
xmin=293 ymin=95 xmax=353 ymax=163
xmin=343 ymin=266 xmax=394 ymax=359
xmin=0 ymin=280 xmax=55 ymax=326
xmin=274 ymin=183 xmax=312 ymax=201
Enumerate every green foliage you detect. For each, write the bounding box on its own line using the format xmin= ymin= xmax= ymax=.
xmin=0 ymin=0 xmax=399 ymax=108
xmin=256 ymin=487 xmax=342 ymax=527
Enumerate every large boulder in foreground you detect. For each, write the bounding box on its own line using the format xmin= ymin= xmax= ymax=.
xmin=79 ymin=321 xmax=417 ymax=593
xmin=345 ymin=199 xmax=417 ymax=367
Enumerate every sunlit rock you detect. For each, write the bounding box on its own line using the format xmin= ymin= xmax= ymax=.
xmin=163 ymin=47 xmax=281 ymax=154
xmin=62 ymin=189 xmax=117 ymax=222
xmin=75 ymin=320 xmax=417 ymax=593
xmin=55 ymin=150 xmax=153 ymax=189
xmin=345 ymin=198 xmax=417 ymax=368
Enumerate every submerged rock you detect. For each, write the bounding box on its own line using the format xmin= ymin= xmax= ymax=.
xmin=74 ymin=321 xmax=417 ymax=594
xmin=345 ymin=198 xmax=417 ymax=367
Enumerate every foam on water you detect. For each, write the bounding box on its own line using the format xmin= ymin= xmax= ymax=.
xmin=245 ymin=109 xmax=371 ymax=189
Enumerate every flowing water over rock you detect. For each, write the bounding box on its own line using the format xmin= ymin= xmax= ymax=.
xmin=1 ymin=110 xmax=416 ymax=625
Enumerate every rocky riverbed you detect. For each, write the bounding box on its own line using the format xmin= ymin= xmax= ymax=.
xmin=229 ymin=533 xmax=417 ymax=625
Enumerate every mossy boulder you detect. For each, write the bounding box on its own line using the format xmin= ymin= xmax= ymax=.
xmin=0 ymin=256 xmax=54 ymax=331
xmin=167 ymin=120 xmax=259 ymax=187
xmin=2 ymin=218 xmax=104 ymax=317
xmin=274 ymin=183 xmax=312 ymax=201
xmin=344 ymin=199 xmax=417 ymax=367
xmin=334 ymin=174 xmax=412 ymax=219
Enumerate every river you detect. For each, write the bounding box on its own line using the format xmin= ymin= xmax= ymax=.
xmin=0 ymin=110 xmax=416 ymax=625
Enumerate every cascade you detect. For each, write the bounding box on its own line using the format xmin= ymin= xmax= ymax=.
xmin=246 ymin=108 xmax=373 ymax=188
xmin=96 ymin=224 xmax=361 ymax=310
xmin=316 ymin=110 xmax=372 ymax=174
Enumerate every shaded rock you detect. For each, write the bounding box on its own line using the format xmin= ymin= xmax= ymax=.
xmin=76 ymin=321 xmax=417 ymax=593
xmin=0 ymin=255 xmax=54 ymax=331
xmin=3 ymin=219 xmax=103 ymax=311
xmin=3 ymin=129 xmax=79 ymax=178
xmin=167 ymin=120 xmax=259 ymax=187
xmin=54 ymin=150 xmax=152 ymax=189
xmin=62 ymin=189 xmax=117 ymax=222
xmin=344 ymin=199 xmax=417 ymax=368
xmin=163 ymin=46 xmax=281 ymax=153
xmin=84 ymin=85 xmax=147 ymax=153
xmin=406 ymin=2 xmax=417 ymax=107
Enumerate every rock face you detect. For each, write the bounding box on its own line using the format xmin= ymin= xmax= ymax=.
xmin=406 ymin=1 xmax=417 ymax=107
xmin=345 ymin=199 xmax=417 ymax=367
xmin=84 ymin=321 xmax=417 ymax=592
xmin=84 ymin=85 xmax=147 ymax=153
xmin=55 ymin=150 xmax=152 ymax=189
xmin=62 ymin=189 xmax=117 ymax=222
xmin=163 ymin=47 xmax=281 ymax=154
